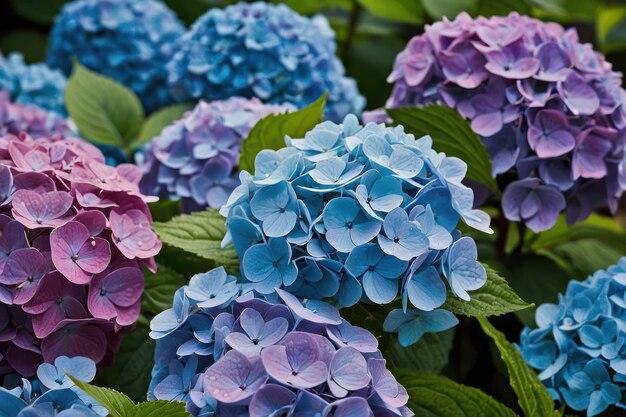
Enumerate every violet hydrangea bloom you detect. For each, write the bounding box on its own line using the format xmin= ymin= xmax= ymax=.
xmin=140 ymin=97 xmax=293 ymax=212
xmin=378 ymin=12 xmax=626 ymax=232
xmin=221 ymin=114 xmax=491 ymax=345
xmin=0 ymin=91 xmax=70 ymax=138
xmin=519 ymin=257 xmax=626 ymax=416
xmin=149 ymin=270 xmax=411 ymax=417
xmin=166 ymin=2 xmax=365 ymax=122
xmin=0 ymin=356 xmax=107 ymax=416
xmin=47 ymin=0 xmax=185 ymax=112
xmin=0 ymin=52 xmax=67 ymax=116
xmin=0 ymin=133 xmax=161 ymax=377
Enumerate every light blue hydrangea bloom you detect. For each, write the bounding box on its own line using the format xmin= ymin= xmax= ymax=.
xmin=519 ymin=257 xmax=626 ymax=416
xmin=166 ymin=2 xmax=365 ymax=122
xmin=0 ymin=52 xmax=67 ymax=115
xmin=47 ymin=0 xmax=185 ymax=112
xmin=221 ymin=114 xmax=492 ymax=345
xmin=0 ymin=356 xmax=107 ymax=416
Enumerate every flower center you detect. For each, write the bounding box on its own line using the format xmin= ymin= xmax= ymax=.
xmin=56 ymin=298 xmax=63 ymax=304
xmin=100 ymin=289 xmax=107 ymax=296
xmin=252 ymin=338 xmax=260 ymax=345
xmin=70 ymin=255 xmax=79 ymax=263
xmin=346 ymin=221 xmax=353 ymax=229
xmin=393 ymin=237 xmax=400 ymax=243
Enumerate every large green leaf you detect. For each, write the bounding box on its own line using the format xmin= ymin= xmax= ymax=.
xmin=70 ymin=377 xmax=135 ymax=417
xmin=356 ymin=0 xmax=424 ymax=24
xmin=442 ymin=264 xmax=532 ymax=317
xmin=387 ymin=105 xmax=500 ymax=195
xmin=598 ymin=5 xmax=626 ymax=53
xmin=142 ymin=264 xmax=188 ymax=316
xmin=95 ymin=326 xmax=155 ymax=403
xmin=65 ymin=62 xmax=144 ymax=152
xmin=421 ymin=0 xmax=477 ymax=19
xmin=239 ymin=93 xmax=326 ymax=173
xmin=70 ymin=376 xmax=191 ymax=417
xmin=152 ymin=209 xmax=239 ymax=274
xmin=396 ymin=372 xmax=518 ymax=417
xmin=387 ymin=330 xmax=454 ymax=374
xmin=477 ymin=317 xmax=560 ymax=417
xmin=132 ymin=103 xmax=194 ymax=150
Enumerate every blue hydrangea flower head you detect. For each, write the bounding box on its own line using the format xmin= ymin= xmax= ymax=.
xmin=0 ymin=52 xmax=67 ymax=115
xmin=221 ymin=114 xmax=492 ymax=345
xmin=166 ymin=1 xmax=365 ymax=122
xmin=149 ymin=270 xmax=411 ymax=416
xmin=47 ymin=0 xmax=185 ymax=112
xmin=519 ymin=257 xmax=626 ymax=416
xmin=0 ymin=356 xmax=107 ymax=416
xmin=140 ymin=97 xmax=293 ymax=212
xmin=374 ymin=12 xmax=626 ymax=232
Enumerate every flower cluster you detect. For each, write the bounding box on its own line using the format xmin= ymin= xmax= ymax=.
xmin=140 ymin=97 xmax=293 ymax=212
xmin=0 ymin=52 xmax=67 ymax=115
xmin=0 ymin=133 xmax=161 ymax=377
xmin=0 ymin=91 xmax=70 ymax=138
xmin=47 ymin=0 xmax=185 ymax=112
xmin=221 ymin=114 xmax=491 ymax=345
xmin=166 ymin=1 xmax=365 ymax=122
xmin=149 ymin=267 xmax=411 ymax=417
xmin=519 ymin=258 xmax=626 ymax=416
xmin=0 ymin=356 xmax=107 ymax=416
xmin=378 ymin=12 xmax=626 ymax=232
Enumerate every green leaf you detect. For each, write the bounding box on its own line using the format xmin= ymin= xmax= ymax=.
xmin=597 ymin=5 xmax=626 ymax=53
xmin=152 ymin=209 xmax=239 ymax=274
xmin=442 ymin=264 xmax=532 ymax=317
xmin=524 ymin=214 xmax=626 ymax=279
xmin=477 ymin=317 xmax=560 ymax=417
xmin=505 ymin=222 xmax=520 ymax=255
xmin=133 ymin=103 xmax=194 ymax=150
xmin=65 ymin=62 xmax=144 ymax=152
xmin=239 ymin=93 xmax=326 ymax=173
xmin=387 ymin=105 xmax=500 ymax=195
xmin=396 ymin=372 xmax=518 ymax=417
xmin=127 ymin=401 xmax=191 ymax=417
xmin=149 ymin=200 xmax=181 ymax=223
xmin=387 ymin=330 xmax=454 ymax=374
xmin=421 ymin=0 xmax=477 ymax=20
xmin=142 ymin=264 xmax=188 ymax=316
xmin=356 ymin=0 xmax=424 ymax=24
xmin=10 ymin=0 xmax=67 ymax=25
xmin=94 ymin=325 xmax=155 ymax=403
xmin=69 ymin=376 xmax=135 ymax=417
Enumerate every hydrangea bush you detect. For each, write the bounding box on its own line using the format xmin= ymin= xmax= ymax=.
xmin=140 ymin=97 xmax=293 ymax=212
xmin=149 ymin=267 xmax=411 ymax=416
xmin=47 ymin=0 xmax=185 ymax=112
xmin=220 ymin=114 xmax=491 ymax=345
xmin=0 ymin=133 xmax=161 ymax=377
xmin=0 ymin=356 xmax=106 ymax=416
xmin=166 ymin=1 xmax=365 ymax=122
xmin=378 ymin=12 xmax=626 ymax=232
xmin=0 ymin=91 xmax=69 ymax=138
xmin=0 ymin=52 xmax=67 ymax=115
xmin=519 ymin=258 xmax=626 ymax=416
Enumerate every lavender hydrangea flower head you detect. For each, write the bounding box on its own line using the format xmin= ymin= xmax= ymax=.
xmin=0 ymin=133 xmax=161 ymax=377
xmin=140 ymin=97 xmax=293 ymax=212
xmin=0 ymin=92 xmax=70 ymax=138
xmin=378 ymin=12 xmax=626 ymax=232
xmin=47 ymin=0 xmax=185 ymax=112
xmin=166 ymin=1 xmax=365 ymax=122
xmin=0 ymin=52 xmax=67 ymax=115
xmin=149 ymin=270 xmax=411 ymax=416
xmin=221 ymin=114 xmax=491 ymax=345
xmin=0 ymin=356 xmax=107 ymax=416
xmin=519 ymin=257 xmax=626 ymax=416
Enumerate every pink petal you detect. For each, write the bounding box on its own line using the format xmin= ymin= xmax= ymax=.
xmin=76 ymin=237 xmax=111 ymax=274
xmin=73 ymin=211 xmax=107 ymax=237
xmin=42 ymin=321 xmax=108 ymax=364
xmin=102 ymin=267 xmax=144 ymax=307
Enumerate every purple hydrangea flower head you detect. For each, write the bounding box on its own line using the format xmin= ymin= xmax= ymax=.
xmin=519 ymin=257 xmax=626 ymax=416
xmin=140 ymin=97 xmax=293 ymax=212
xmin=149 ymin=271 xmax=411 ymax=416
xmin=0 ymin=92 xmax=70 ymax=138
xmin=166 ymin=1 xmax=365 ymax=122
xmin=0 ymin=52 xmax=67 ymax=115
xmin=47 ymin=0 xmax=185 ymax=112
xmin=222 ymin=114 xmax=490 ymax=345
xmin=379 ymin=12 xmax=626 ymax=232
xmin=0 ymin=133 xmax=161 ymax=377
xmin=0 ymin=355 xmax=108 ymax=416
